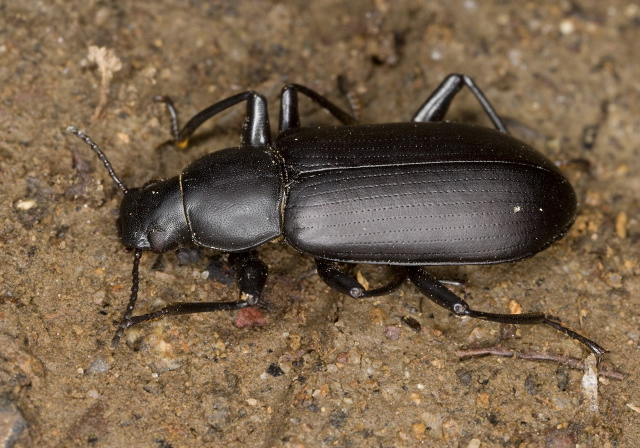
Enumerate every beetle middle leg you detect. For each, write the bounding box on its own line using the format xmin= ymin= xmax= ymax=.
xmin=412 ymin=74 xmax=509 ymax=133
xmin=315 ymin=259 xmax=406 ymax=299
xmin=279 ymin=83 xmax=358 ymax=132
xmin=113 ymin=251 xmax=268 ymax=344
xmin=405 ymin=267 xmax=606 ymax=358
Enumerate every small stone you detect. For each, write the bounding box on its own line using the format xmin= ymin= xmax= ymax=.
xmin=266 ymin=363 xmax=285 ymax=377
xmin=385 ymin=326 xmax=401 ymax=340
xmin=616 ymin=212 xmax=628 ymax=239
xmin=0 ymin=399 xmax=27 ymax=448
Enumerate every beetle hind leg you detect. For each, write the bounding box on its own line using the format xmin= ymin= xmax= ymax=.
xmin=405 ymin=267 xmax=606 ymax=358
xmin=315 ymin=259 xmax=406 ymax=299
xmin=412 ymin=74 xmax=509 ymax=133
xmin=111 ymin=251 xmax=268 ymax=346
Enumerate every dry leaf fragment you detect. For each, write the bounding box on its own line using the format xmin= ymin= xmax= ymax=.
xmin=87 ymin=46 xmax=122 ymax=121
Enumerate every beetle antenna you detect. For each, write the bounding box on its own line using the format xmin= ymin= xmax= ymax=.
xmin=111 ymin=248 xmax=143 ymax=348
xmin=66 ymin=125 xmax=128 ymax=193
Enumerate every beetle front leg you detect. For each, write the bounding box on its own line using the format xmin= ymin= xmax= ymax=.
xmin=405 ymin=267 xmax=606 ymax=358
xmin=114 ymin=251 xmax=268 ymax=340
xmin=154 ymin=90 xmax=271 ymax=148
xmin=315 ymin=259 xmax=406 ymax=299
xmin=412 ymin=74 xmax=509 ymax=133
xmin=229 ymin=251 xmax=269 ymax=306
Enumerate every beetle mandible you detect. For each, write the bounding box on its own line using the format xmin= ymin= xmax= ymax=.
xmin=67 ymin=73 xmax=605 ymax=356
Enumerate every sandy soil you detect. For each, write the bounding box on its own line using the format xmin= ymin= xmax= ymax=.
xmin=1 ymin=1 xmax=639 ymax=446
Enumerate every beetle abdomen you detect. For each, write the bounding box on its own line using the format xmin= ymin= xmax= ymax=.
xmin=279 ymin=123 xmax=577 ymax=265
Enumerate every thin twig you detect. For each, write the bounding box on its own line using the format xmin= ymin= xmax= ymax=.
xmin=455 ymin=345 xmax=515 ymax=359
xmin=455 ymin=345 xmax=624 ymax=380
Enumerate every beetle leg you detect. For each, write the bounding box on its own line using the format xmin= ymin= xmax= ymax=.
xmin=155 ymin=91 xmax=271 ymax=148
xmin=337 ymin=74 xmax=362 ymax=122
xmin=229 ymin=251 xmax=269 ymax=307
xmin=412 ymin=74 xmax=509 ymax=134
xmin=406 ymin=267 xmax=606 ymax=358
xmin=110 ymin=251 xmax=269 ymax=346
xmin=153 ymin=96 xmax=181 ymax=142
xmin=315 ymin=259 xmax=406 ymax=299
xmin=279 ymin=84 xmax=357 ymax=133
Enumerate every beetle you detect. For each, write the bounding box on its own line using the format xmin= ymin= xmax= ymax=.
xmin=67 ymin=73 xmax=605 ymax=356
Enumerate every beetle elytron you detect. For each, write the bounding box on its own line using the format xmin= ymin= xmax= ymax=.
xmin=68 ymin=74 xmax=605 ymax=356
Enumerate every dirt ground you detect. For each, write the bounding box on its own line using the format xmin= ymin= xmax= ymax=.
xmin=1 ymin=0 xmax=639 ymax=447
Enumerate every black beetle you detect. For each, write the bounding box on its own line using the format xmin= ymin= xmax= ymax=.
xmin=68 ymin=74 xmax=604 ymax=356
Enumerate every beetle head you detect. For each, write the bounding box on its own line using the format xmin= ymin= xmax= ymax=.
xmin=117 ymin=176 xmax=190 ymax=252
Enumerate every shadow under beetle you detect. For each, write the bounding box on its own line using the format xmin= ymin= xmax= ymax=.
xmin=68 ymin=74 xmax=605 ymax=357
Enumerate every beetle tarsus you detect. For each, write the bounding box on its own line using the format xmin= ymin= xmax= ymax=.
xmin=337 ymin=74 xmax=362 ymax=123
xmin=406 ymin=266 xmax=605 ymax=357
xmin=542 ymin=318 xmax=607 ymax=359
xmin=154 ymin=95 xmax=181 ymax=143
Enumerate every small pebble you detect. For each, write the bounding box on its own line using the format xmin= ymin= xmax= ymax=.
xmin=385 ymin=326 xmax=401 ymax=340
